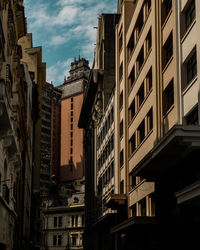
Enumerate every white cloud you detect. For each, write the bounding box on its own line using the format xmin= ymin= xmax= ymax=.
xmin=49 ymin=35 xmax=68 ymax=46
xmin=47 ymin=58 xmax=73 ymax=86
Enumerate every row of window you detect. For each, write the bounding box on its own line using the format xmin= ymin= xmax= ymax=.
xmin=97 ymin=135 xmax=114 ymax=171
xmin=98 ymin=161 xmax=114 ymax=196
xmin=53 ymin=215 xmax=85 ymax=228
xmin=97 ymin=107 xmax=114 ymax=149
xmin=126 ymin=0 xmax=151 ymax=58
xmin=128 ymin=67 xmax=152 ymax=124
xmin=53 ymin=233 xmax=82 ymax=247
xmin=128 ymin=107 xmax=153 ymax=157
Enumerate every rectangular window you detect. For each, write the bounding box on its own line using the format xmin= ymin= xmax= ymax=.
xmin=129 ymin=99 xmax=135 ymax=123
xmin=161 ymin=0 xmax=172 ymax=25
xmin=187 ymin=49 xmax=197 ymax=84
xmin=147 ymin=108 xmax=153 ymax=133
xmin=58 ymin=235 xmax=62 ymax=246
xmin=146 ymin=28 xmax=152 ymax=54
xmin=162 ymin=32 xmax=173 ymax=69
xmin=54 ymin=217 xmax=57 ymax=227
xmin=119 ymin=62 xmax=123 ymax=81
xmin=58 ymin=216 xmax=62 ymax=227
xmin=72 ymin=234 xmax=78 ymax=246
xmin=146 ymin=67 xmax=152 ymax=92
xmin=137 ymin=46 xmax=144 ymax=72
xmin=120 ymin=180 xmax=124 ymax=194
xmin=138 ymin=82 xmax=145 ymax=107
xmin=71 ymin=215 xmax=74 ymax=227
xmin=128 ymin=30 xmax=135 ymax=58
xmin=185 ymin=0 xmax=195 ymax=30
xmin=53 ymin=235 xmax=57 ymax=246
xmin=129 ymin=133 xmax=136 ymax=156
xmin=135 ymin=8 xmax=144 ymax=38
xmin=120 ymin=150 xmax=124 ymax=168
xmin=138 ymin=119 xmax=145 ymax=144
xmin=82 ymin=215 xmax=85 ymax=226
xmin=186 ymin=105 xmax=198 ymax=125
xmin=119 ymin=91 xmax=123 ymax=109
xmin=128 ymin=66 xmax=135 ymax=90
xmin=120 ymin=120 xmax=123 ymax=138
xmin=163 ymin=79 xmax=174 ymax=115
xmin=140 ymin=198 xmax=146 ymax=216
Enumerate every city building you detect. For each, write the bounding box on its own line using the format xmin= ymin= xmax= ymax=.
xmin=58 ymin=57 xmax=90 ymax=183
xmin=79 ymin=14 xmax=119 ymax=250
xmin=0 ymin=1 xmax=35 ymax=249
xmin=18 ymin=33 xmax=47 ymax=249
xmin=106 ymin=0 xmax=200 ymax=249
xmin=40 ymin=82 xmax=62 ymax=197
xmin=42 ymin=183 xmax=85 ymax=250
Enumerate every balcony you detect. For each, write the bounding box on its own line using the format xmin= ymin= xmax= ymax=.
xmin=106 ymin=194 xmax=127 ymax=209
xmin=132 ymin=125 xmax=200 ymax=178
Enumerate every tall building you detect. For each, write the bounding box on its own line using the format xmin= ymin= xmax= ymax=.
xmin=18 ymin=33 xmax=47 ymax=249
xmin=79 ymin=14 xmax=119 ymax=250
xmin=107 ymin=0 xmax=200 ymax=249
xmin=59 ymin=58 xmax=90 ymax=183
xmin=0 ymin=1 xmax=36 ymax=249
xmin=80 ymin=0 xmax=200 ymax=249
xmin=40 ymin=82 xmax=62 ymax=197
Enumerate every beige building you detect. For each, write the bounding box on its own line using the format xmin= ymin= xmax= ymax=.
xmin=106 ymin=0 xmax=200 ymax=249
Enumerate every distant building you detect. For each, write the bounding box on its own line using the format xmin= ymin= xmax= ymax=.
xmin=58 ymin=58 xmax=90 ymax=183
xmin=40 ymin=82 xmax=62 ymax=197
xmin=42 ymin=184 xmax=85 ymax=250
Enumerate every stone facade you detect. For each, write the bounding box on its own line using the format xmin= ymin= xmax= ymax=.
xmin=0 ymin=1 xmax=34 ymax=249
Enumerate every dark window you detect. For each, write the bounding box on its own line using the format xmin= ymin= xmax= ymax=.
xmin=58 ymin=216 xmax=62 ymax=227
xmin=137 ymin=46 xmax=144 ymax=72
xmin=187 ymin=49 xmax=197 ymax=84
xmin=54 ymin=217 xmax=57 ymax=227
xmin=163 ymin=79 xmax=174 ymax=115
xmin=120 ymin=120 xmax=123 ymax=138
xmin=186 ymin=106 xmax=198 ymax=125
xmin=147 ymin=108 xmax=153 ymax=132
xmin=119 ymin=91 xmax=123 ymax=109
xmin=162 ymin=32 xmax=173 ymax=69
xmin=72 ymin=234 xmax=78 ymax=246
xmin=120 ymin=180 xmax=124 ymax=194
xmin=53 ymin=235 xmax=57 ymax=246
xmin=140 ymin=198 xmax=146 ymax=216
xmin=146 ymin=28 xmax=152 ymax=53
xmin=58 ymin=235 xmax=62 ymax=246
xmin=119 ymin=62 xmax=123 ymax=81
xmin=129 ymin=66 xmax=135 ymax=90
xmin=146 ymin=67 xmax=152 ymax=92
xmin=185 ymin=0 xmax=195 ymax=30
xmin=136 ymin=8 xmax=144 ymax=37
xmin=128 ymin=31 xmax=135 ymax=58
xmin=162 ymin=0 xmax=172 ymax=25
xmin=138 ymin=119 xmax=145 ymax=144
xmin=129 ymin=99 xmax=135 ymax=122
xmin=138 ymin=82 xmax=145 ymax=107
xmin=129 ymin=133 xmax=136 ymax=156
xmin=119 ymin=29 xmax=123 ymax=52
xmin=120 ymin=150 xmax=124 ymax=167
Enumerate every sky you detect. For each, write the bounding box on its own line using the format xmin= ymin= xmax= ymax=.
xmin=23 ymin=0 xmax=117 ymax=86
